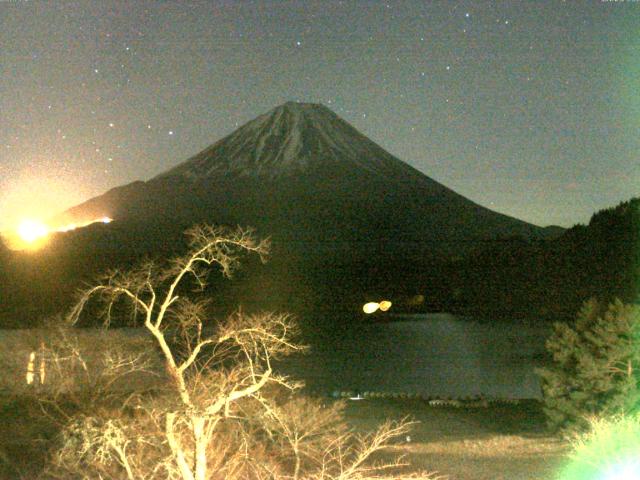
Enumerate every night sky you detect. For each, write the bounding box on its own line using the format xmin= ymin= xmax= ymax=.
xmin=1 ymin=0 xmax=638 ymax=231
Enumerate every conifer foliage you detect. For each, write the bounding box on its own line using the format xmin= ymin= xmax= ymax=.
xmin=537 ymin=299 xmax=640 ymax=432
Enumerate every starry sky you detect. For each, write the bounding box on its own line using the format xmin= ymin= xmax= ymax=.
xmin=1 ymin=0 xmax=638 ymax=231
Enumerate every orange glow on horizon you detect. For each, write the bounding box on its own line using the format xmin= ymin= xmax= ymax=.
xmin=6 ymin=216 xmax=114 ymax=250
xmin=17 ymin=219 xmax=49 ymax=244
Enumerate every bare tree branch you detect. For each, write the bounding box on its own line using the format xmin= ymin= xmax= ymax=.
xmin=42 ymin=224 xmax=435 ymax=480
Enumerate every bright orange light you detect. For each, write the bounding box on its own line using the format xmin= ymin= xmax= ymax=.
xmin=17 ymin=219 xmax=49 ymax=244
xmin=379 ymin=300 xmax=392 ymax=312
xmin=8 ymin=216 xmax=114 ymax=251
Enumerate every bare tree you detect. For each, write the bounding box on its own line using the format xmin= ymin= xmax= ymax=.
xmin=42 ymin=225 xmax=436 ymax=480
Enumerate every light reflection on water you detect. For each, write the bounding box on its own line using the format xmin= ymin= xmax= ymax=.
xmin=282 ymin=313 xmax=551 ymax=399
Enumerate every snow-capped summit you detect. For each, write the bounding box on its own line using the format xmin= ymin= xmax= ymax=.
xmin=156 ymin=101 xmax=421 ymax=181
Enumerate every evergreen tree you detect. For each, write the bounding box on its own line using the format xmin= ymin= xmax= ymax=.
xmin=537 ymin=298 xmax=640 ymax=432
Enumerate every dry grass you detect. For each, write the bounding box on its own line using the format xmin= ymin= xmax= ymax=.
xmin=343 ymin=398 xmax=569 ymax=480
xmin=0 ymin=395 xmax=56 ymax=479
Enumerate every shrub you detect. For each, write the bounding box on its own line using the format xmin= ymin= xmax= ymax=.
xmin=537 ymin=299 xmax=640 ymax=432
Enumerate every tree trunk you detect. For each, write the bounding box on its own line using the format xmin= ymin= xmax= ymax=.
xmin=193 ymin=416 xmax=208 ymax=480
xmin=166 ymin=412 xmax=196 ymax=480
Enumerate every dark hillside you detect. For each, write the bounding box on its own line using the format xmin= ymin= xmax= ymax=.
xmin=438 ymin=198 xmax=640 ymax=320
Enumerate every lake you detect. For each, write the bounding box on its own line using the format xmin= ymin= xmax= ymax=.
xmin=283 ymin=313 xmax=552 ymax=399
xmin=1 ymin=313 xmax=553 ymax=399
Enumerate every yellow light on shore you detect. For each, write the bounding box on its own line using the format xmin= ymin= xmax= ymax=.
xmin=363 ymin=302 xmax=380 ymax=314
xmin=362 ymin=300 xmax=393 ymax=314
xmin=379 ymin=300 xmax=392 ymax=312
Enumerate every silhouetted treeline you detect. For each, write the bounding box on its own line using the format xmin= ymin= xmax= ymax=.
xmin=0 ymin=198 xmax=637 ymax=327
xmin=435 ymin=198 xmax=640 ymax=320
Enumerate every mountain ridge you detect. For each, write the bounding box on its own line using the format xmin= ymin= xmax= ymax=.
xmin=55 ymin=101 xmax=557 ymax=254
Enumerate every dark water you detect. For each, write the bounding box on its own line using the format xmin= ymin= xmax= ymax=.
xmin=282 ymin=313 xmax=551 ymax=399
xmin=1 ymin=314 xmax=551 ymax=398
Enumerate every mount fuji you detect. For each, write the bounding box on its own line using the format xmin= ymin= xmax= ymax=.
xmin=56 ymin=101 xmax=550 ymax=261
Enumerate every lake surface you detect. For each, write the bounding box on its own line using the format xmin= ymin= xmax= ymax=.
xmin=282 ymin=313 xmax=552 ymax=399
xmin=1 ymin=314 xmax=552 ymax=399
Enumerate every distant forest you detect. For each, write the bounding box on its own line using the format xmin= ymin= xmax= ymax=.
xmin=0 ymin=198 xmax=638 ymax=328
xmin=436 ymin=197 xmax=640 ymax=320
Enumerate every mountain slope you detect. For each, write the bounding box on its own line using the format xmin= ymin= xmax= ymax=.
xmin=56 ymin=102 xmax=551 ymax=258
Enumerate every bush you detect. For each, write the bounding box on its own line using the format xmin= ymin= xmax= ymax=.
xmin=558 ymin=413 xmax=640 ymax=480
xmin=537 ymin=299 xmax=640 ymax=432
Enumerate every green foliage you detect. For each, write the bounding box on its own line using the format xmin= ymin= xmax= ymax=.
xmin=537 ymin=299 xmax=640 ymax=432
xmin=558 ymin=413 xmax=640 ymax=480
